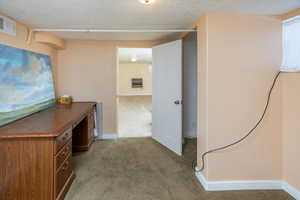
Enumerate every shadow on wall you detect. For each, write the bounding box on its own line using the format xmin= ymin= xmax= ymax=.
xmin=183 ymin=32 xmax=198 ymax=139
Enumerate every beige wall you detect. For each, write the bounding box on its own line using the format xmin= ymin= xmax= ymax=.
xmin=57 ymin=40 xmax=163 ymax=133
xmin=0 ymin=14 xmax=58 ymax=93
xmin=197 ymin=15 xmax=209 ymax=177
xmin=197 ymin=14 xmax=282 ymax=181
xmin=282 ymin=73 xmax=300 ymax=191
xmin=118 ymin=63 xmax=152 ymax=95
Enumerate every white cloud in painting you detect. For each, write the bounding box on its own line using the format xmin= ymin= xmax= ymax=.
xmin=0 ymin=54 xmax=55 ymax=113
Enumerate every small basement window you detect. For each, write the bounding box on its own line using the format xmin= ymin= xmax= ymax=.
xmin=282 ymin=16 xmax=300 ymax=72
xmin=131 ymin=78 xmax=143 ymax=88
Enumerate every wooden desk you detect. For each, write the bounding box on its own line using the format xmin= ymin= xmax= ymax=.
xmin=0 ymin=102 xmax=97 ymax=200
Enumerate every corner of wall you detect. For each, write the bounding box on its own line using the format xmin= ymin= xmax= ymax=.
xmin=197 ymin=13 xmax=283 ymax=183
xmin=196 ymin=14 xmax=209 ymax=180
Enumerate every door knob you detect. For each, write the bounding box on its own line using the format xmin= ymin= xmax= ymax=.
xmin=174 ymin=100 xmax=181 ymax=105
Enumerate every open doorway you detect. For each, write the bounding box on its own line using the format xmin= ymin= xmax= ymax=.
xmin=117 ymin=48 xmax=153 ymax=138
xmin=183 ymin=32 xmax=198 ymax=140
xmin=182 ymin=32 xmax=197 ymax=159
xmin=115 ymin=38 xmax=196 ymax=156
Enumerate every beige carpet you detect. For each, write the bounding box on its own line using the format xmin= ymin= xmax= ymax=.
xmin=118 ymin=96 xmax=152 ymax=138
xmin=65 ymin=138 xmax=294 ymax=200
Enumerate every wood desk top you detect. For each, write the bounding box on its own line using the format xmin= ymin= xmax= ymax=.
xmin=0 ymin=102 xmax=96 ymax=139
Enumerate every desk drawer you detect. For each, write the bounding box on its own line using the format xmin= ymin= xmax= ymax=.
xmin=56 ymin=155 xmax=73 ymax=197
xmin=56 ymin=140 xmax=72 ymax=170
xmin=56 ymin=128 xmax=72 ymax=153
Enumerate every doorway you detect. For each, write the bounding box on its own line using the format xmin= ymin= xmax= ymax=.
xmin=116 ymin=39 xmax=194 ymax=156
xmin=117 ymin=48 xmax=153 ymax=138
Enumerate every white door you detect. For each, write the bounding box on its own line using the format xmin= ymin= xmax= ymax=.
xmin=152 ymin=40 xmax=182 ymax=156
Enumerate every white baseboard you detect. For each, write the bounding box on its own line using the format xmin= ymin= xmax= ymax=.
xmin=195 ymin=171 xmax=299 ymax=199
xmin=282 ymin=182 xmax=300 ymax=200
xmin=195 ymin=171 xmax=281 ymax=191
xmin=96 ymin=133 xmax=118 ymax=140
xmin=195 ymin=171 xmax=209 ymax=190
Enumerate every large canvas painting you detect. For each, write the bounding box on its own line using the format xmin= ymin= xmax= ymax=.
xmin=0 ymin=44 xmax=55 ymax=126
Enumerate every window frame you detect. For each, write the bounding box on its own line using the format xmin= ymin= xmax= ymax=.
xmin=281 ymin=15 xmax=300 ymax=72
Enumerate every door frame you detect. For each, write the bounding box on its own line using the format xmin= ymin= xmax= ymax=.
xmin=116 ymin=45 xmax=154 ymax=138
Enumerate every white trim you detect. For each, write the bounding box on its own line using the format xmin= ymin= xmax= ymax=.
xmin=283 ymin=15 xmax=300 ymax=24
xmin=195 ymin=171 xmax=282 ymax=191
xmin=195 ymin=171 xmax=209 ymax=190
xmin=96 ymin=133 xmax=118 ymax=140
xmin=282 ymin=182 xmax=300 ymax=200
xmin=280 ymin=69 xmax=300 ymax=73
xmin=206 ymin=180 xmax=282 ymax=191
xmin=195 ymin=171 xmax=300 ymax=199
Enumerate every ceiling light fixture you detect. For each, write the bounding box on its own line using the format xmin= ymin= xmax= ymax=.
xmin=139 ymin=0 xmax=155 ymax=5
xmin=131 ymin=56 xmax=137 ymax=62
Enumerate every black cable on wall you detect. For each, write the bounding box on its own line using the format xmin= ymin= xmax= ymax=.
xmin=194 ymin=71 xmax=282 ymax=172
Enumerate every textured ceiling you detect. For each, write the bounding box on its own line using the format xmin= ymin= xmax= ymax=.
xmin=118 ymin=48 xmax=152 ymax=63
xmin=0 ymin=0 xmax=299 ymax=40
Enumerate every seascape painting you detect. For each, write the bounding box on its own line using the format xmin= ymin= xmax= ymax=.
xmin=0 ymin=44 xmax=55 ymax=126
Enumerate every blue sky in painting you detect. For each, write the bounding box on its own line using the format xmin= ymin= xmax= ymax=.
xmin=0 ymin=44 xmax=55 ymax=113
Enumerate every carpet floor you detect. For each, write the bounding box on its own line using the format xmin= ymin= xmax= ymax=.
xmin=65 ymin=138 xmax=294 ymax=200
